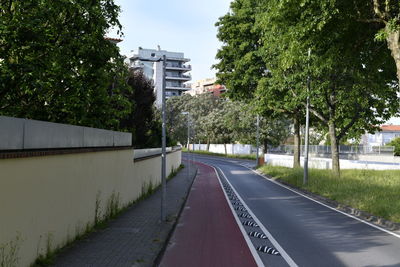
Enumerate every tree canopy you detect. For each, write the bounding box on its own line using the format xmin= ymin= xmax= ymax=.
xmin=165 ymin=94 xmax=290 ymax=152
xmin=0 ymin=0 xmax=131 ymax=129
xmin=215 ymin=0 xmax=400 ymax=175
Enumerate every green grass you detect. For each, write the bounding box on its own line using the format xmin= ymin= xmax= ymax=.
xmin=258 ymin=165 xmax=400 ymax=223
xmin=184 ymin=149 xmax=257 ymax=161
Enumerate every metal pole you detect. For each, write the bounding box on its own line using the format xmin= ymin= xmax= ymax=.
xmin=303 ymin=48 xmax=311 ymax=185
xmin=256 ymin=114 xmax=260 ymax=167
xmin=187 ymin=113 xmax=190 ymax=181
xmin=161 ymin=55 xmax=167 ymax=221
xmin=187 ymin=114 xmax=190 ymax=150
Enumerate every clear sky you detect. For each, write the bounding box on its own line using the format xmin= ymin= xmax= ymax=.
xmin=109 ymin=0 xmax=400 ymax=125
xmin=109 ymin=0 xmax=232 ymax=82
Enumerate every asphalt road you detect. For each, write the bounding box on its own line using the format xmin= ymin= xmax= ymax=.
xmin=186 ymin=153 xmax=400 ymax=267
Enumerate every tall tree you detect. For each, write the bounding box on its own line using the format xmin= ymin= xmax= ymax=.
xmin=165 ymin=93 xmax=223 ymax=146
xmin=223 ymin=100 xmax=291 ymax=152
xmin=214 ymin=0 xmax=303 ymax=167
xmin=120 ymin=70 xmax=157 ymax=148
xmin=0 ymin=0 xmax=131 ymax=129
xmin=355 ymin=1 xmax=400 ymax=81
xmin=256 ymin=0 xmax=399 ymax=176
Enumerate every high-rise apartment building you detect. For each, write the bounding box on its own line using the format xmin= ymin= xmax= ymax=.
xmin=129 ymin=47 xmax=191 ymax=106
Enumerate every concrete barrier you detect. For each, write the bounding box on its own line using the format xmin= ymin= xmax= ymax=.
xmin=190 ymin=144 xmax=255 ymax=155
xmin=0 ymin=116 xmax=25 ymax=150
xmin=0 ymin=147 xmax=181 ymax=267
xmin=0 ymin=116 xmax=132 ymax=150
xmin=134 ymin=147 xmax=175 ymax=159
xmin=264 ymin=154 xmax=400 ymax=170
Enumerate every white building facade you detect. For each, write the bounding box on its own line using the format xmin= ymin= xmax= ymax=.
xmin=185 ymin=77 xmax=227 ymax=97
xmin=362 ymin=125 xmax=400 ymax=146
xmin=129 ymin=47 xmax=191 ymax=106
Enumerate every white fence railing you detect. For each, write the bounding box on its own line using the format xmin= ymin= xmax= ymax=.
xmin=268 ymin=145 xmax=395 ymax=156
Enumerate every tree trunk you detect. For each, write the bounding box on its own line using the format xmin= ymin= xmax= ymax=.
xmin=263 ymin=139 xmax=268 ymax=154
xmin=386 ymin=29 xmax=400 ymax=83
xmin=328 ymin=121 xmax=340 ymax=177
xmin=224 ymin=143 xmax=227 ymax=155
xmin=293 ymin=117 xmax=301 ymax=168
xmin=207 ymin=138 xmax=210 ymax=151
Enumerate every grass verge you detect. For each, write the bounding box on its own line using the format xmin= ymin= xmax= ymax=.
xmin=258 ymin=165 xmax=400 ymax=223
xmin=183 ymin=149 xmax=257 ymax=161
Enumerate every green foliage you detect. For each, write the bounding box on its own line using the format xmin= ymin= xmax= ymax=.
xmin=387 ymin=137 xmax=400 ymax=156
xmin=259 ymin=165 xmax=400 ymax=223
xmin=214 ymin=0 xmax=265 ymax=100
xmin=0 ymin=0 xmax=131 ymax=130
xmin=165 ymin=94 xmax=225 ymax=145
xmin=215 ymin=0 xmax=400 ymax=175
xmin=166 ymin=94 xmax=290 ymax=148
xmin=120 ymin=71 xmax=159 ymax=148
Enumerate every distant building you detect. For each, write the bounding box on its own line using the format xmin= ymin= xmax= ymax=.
xmin=186 ymin=77 xmax=227 ymax=97
xmin=104 ymin=37 xmax=123 ymax=44
xmin=362 ymin=125 xmax=400 ymax=146
xmin=128 ymin=47 xmax=191 ymax=106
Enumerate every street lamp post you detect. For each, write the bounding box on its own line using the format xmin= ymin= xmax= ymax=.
xmin=304 ymin=48 xmax=311 ymax=185
xmin=160 ymin=55 xmax=167 ymax=221
xmin=137 ymin=55 xmax=167 ymax=221
xmin=181 ymin=112 xmax=190 ymax=180
xmin=256 ymin=115 xmax=260 ymax=167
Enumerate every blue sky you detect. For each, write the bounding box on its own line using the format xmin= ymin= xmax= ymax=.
xmin=109 ymin=0 xmax=232 ymax=82
xmin=109 ymin=0 xmax=400 ymax=125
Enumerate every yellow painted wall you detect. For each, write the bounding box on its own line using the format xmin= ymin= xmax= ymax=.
xmin=0 ymin=149 xmax=181 ymax=267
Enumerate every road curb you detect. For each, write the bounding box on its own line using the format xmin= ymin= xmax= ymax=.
xmin=153 ymin=162 xmax=198 ymax=267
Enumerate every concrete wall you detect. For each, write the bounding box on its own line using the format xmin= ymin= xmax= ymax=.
xmin=190 ymin=144 xmax=256 ymax=155
xmin=265 ymin=154 xmax=400 ymax=170
xmin=0 ymin=148 xmax=181 ymax=267
xmin=0 ymin=116 xmax=131 ymax=150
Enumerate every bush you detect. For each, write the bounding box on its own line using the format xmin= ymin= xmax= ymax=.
xmin=387 ymin=137 xmax=400 ymax=156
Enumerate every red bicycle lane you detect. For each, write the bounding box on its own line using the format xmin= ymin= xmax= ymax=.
xmin=159 ymin=161 xmax=258 ymax=267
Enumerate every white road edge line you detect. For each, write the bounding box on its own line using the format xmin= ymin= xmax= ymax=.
xmin=238 ymin=163 xmax=400 ymax=240
xmin=214 ymin=166 xmax=299 ymax=267
xmin=211 ymin=166 xmax=265 ymax=267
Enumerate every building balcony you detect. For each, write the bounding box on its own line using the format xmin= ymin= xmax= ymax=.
xmin=166 ymin=56 xmax=190 ymax=62
xmin=166 ymin=85 xmax=191 ymax=91
xmin=166 ymin=74 xmax=191 ymax=81
xmin=165 ymin=64 xmax=192 ymax=72
xmin=129 ymin=61 xmax=144 ymax=69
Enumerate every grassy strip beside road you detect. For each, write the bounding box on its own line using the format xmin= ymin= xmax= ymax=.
xmin=258 ymin=165 xmax=400 ymax=223
xmin=183 ymin=149 xmax=257 ymax=161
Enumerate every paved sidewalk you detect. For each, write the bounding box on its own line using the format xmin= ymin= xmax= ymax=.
xmin=52 ymin=160 xmax=197 ymax=267
xmin=159 ymin=161 xmax=257 ymax=267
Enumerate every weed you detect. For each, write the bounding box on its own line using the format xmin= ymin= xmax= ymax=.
xmin=94 ymin=191 xmax=102 ymax=225
xmin=0 ymin=233 xmax=21 ymax=267
xmin=31 ymin=165 xmax=186 ymax=266
xmin=33 ymin=233 xmax=54 ymax=266
xmin=167 ymin=164 xmax=184 ymax=181
xmin=105 ymin=191 xmax=120 ymax=220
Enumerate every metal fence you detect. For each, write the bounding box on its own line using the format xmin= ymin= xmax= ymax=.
xmin=268 ymin=145 xmax=395 ymax=156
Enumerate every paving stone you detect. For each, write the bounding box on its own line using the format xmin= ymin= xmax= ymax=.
xmin=52 ymin=160 xmax=197 ymax=267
